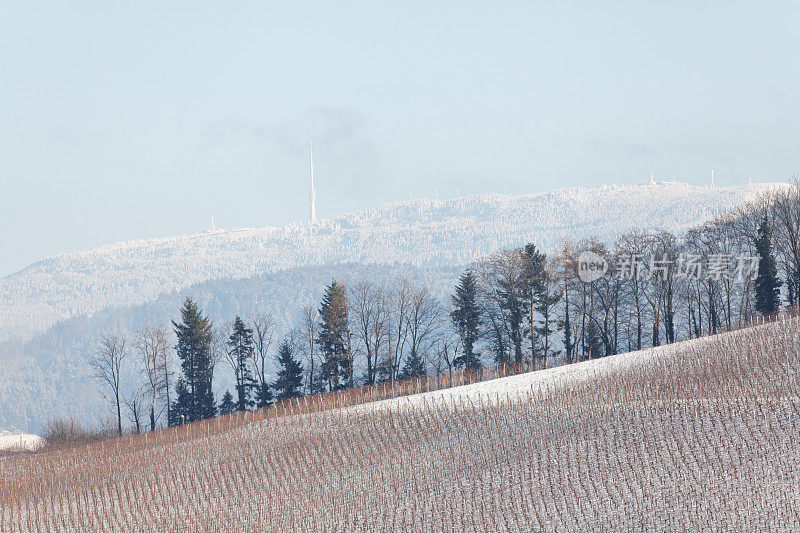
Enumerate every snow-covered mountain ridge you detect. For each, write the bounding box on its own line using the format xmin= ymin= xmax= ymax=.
xmin=0 ymin=181 xmax=784 ymax=342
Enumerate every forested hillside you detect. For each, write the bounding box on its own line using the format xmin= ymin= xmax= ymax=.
xmin=0 ymin=181 xmax=791 ymax=433
xmin=0 ymin=182 xmax=778 ymax=343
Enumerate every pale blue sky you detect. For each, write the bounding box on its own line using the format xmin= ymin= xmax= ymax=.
xmin=1 ymin=1 xmax=798 ymax=276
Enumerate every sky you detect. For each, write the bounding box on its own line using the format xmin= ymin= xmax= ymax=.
xmin=1 ymin=1 xmax=799 ymax=277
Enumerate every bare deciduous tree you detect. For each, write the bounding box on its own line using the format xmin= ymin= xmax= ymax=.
xmin=383 ymin=279 xmax=412 ymax=382
xmin=772 ymin=179 xmax=800 ymax=306
xmin=91 ymin=333 xmax=127 ymax=436
xmin=123 ymin=386 xmax=146 ymax=434
xmin=402 ymin=285 xmax=442 ymax=377
xmin=249 ymin=313 xmax=275 ymax=403
xmin=300 ymin=304 xmax=320 ymax=394
xmin=350 ymin=280 xmax=389 ymax=385
xmin=135 ymin=326 xmax=169 ymax=431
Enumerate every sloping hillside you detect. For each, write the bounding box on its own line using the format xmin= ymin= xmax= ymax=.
xmin=2 ymin=317 xmax=797 ymax=531
xmin=0 ymin=182 xmax=782 ymax=342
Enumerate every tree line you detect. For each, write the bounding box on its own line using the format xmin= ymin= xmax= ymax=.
xmin=91 ymin=182 xmax=800 ymax=433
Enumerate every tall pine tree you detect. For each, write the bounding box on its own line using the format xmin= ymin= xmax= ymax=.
xmin=563 ymin=300 xmax=573 ymax=362
xmin=317 ymin=280 xmax=352 ymax=391
xmin=451 ymin=271 xmax=482 ymax=370
xmin=171 ymin=298 xmax=216 ymax=424
xmin=754 ymin=216 xmax=781 ymax=316
xmin=524 ymin=243 xmax=564 ymax=367
xmin=274 ymin=340 xmax=304 ymax=401
xmin=227 ymin=316 xmax=257 ymax=411
xmin=218 ymin=390 xmax=236 ymax=416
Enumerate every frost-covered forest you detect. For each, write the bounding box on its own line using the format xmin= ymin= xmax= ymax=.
xmin=0 ymin=182 xmax=778 ymax=343
xmin=0 ymin=181 xmax=795 ymax=433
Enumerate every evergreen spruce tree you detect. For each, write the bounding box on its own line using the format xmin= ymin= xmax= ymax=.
xmin=525 ymin=244 xmax=563 ymax=366
xmin=317 ymin=280 xmax=352 ymax=391
xmin=399 ymin=351 xmax=426 ymax=379
xmin=563 ymin=301 xmax=573 ymax=362
xmin=375 ymin=356 xmax=395 ymax=384
xmin=533 ymin=271 xmax=562 ymax=363
xmin=255 ymin=382 xmax=273 ymax=408
xmin=451 ymin=271 xmax=482 ymax=370
xmin=754 ymin=216 xmax=781 ymax=316
xmin=274 ymin=340 xmax=304 ymax=401
xmin=523 ymin=243 xmax=546 ymax=362
xmin=227 ymin=316 xmax=257 ymax=411
xmin=311 ymin=366 xmax=328 ymax=396
xmin=169 ymin=379 xmax=192 ymax=425
xmin=218 ymin=390 xmax=236 ymax=416
xmin=171 ymin=298 xmax=216 ymax=424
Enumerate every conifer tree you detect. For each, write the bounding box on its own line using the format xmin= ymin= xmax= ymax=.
xmin=754 ymin=216 xmax=781 ymax=316
xmin=525 ymin=243 xmax=563 ymax=366
xmin=170 ymin=379 xmax=192 ymax=425
xmin=226 ymin=316 xmax=257 ymax=411
xmin=218 ymin=390 xmax=236 ymax=415
xmin=317 ymin=280 xmax=352 ymax=391
xmin=399 ymin=350 xmax=426 ymax=379
xmin=524 ymin=244 xmax=546 ymax=362
xmin=255 ymin=382 xmax=273 ymax=409
xmin=274 ymin=339 xmax=304 ymax=401
xmin=533 ymin=269 xmax=563 ymax=366
xmin=563 ymin=302 xmax=573 ymax=362
xmin=451 ymin=271 xmax=482 ymax=370
xmin=171 ymin=298 xmax=216 ymax=423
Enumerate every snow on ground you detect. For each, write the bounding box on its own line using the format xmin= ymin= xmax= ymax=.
xmin=357 ymin=337 xmax=674 ymax=413
xmin=355 ymin=323 xmax=770 ymax=413
xmin=2 ymin=320 xmax=797 ymax=531
xmin=0 ymin=431 xmax=44 ymax=452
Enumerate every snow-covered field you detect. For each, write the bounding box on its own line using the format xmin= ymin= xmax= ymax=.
xmin=356 ymin=333 xmax=664 ymax=413
xmin=2 ymin=317 xmax=797 ymax=531
xmin=0 ymin=432 xmax=44 ymax=453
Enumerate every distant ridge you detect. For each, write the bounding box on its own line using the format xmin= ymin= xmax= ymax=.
xmin=0 ymin=181 xmax=786 ymax=343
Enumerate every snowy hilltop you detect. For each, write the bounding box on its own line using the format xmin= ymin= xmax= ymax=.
xmin=0 ymin=181 xmax=783 ymax=344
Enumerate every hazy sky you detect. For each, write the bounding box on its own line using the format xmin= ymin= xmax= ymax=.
xmin=1 ymin=1 xmax=799 ymax=276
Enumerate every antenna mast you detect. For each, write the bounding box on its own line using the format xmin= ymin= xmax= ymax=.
xmin=309 ymin=142 xmax=317 ymax=225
